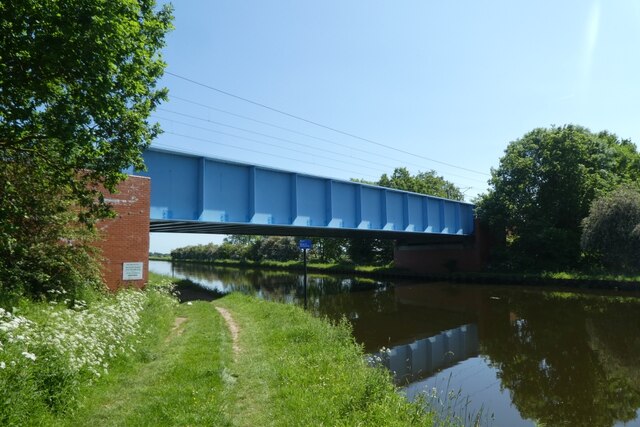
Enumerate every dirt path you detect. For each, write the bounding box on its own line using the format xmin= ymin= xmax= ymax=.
xmin=164 ymin=316 xmax=188 ymax=343
xmin=215 ymin=306 xmax=241 ymax=360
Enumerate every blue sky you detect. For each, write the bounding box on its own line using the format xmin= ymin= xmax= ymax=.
xmin=150 ymin=0 xmax=640 ymax=253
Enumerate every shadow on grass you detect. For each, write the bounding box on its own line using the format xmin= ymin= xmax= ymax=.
xmin=174 ymin=279 xmax=227 ymax=303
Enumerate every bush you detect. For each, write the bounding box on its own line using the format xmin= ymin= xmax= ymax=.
xmin=0 ymin=162 xmax=105 ymax=305
xmin=581 ymin=187 xmax=640 ymax=272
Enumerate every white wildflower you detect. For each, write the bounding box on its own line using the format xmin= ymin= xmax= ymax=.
xmin=22 ymin=351 xmax=36 ymax=361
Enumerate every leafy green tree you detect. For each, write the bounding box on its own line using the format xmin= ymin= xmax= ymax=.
xmin=310 ymin=238 xmax=347 ymax=263
xmin=377 ymin=167 xmax=465 ymax=201
xmin=581 ymin=187 xmax=640 ymax=271
xmin=0 ymin=0 xmax=173 ymax=298
xmin=476 ymin=125 xmax=640 ymax=271
xmin=257 ymin=237 xmax=299 ymax=262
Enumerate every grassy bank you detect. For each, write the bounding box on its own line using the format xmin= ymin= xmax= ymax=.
xmin=64 ymin=293 xmax=441 ymax=426
xmin=214 ymin=293 xmax=437 ymax=426
xmin=58 ymin=295 xmax=232 ymax=426
xmin=1 ymin=274 xmax=473 ymax=425
xmin=0 ymin=281 xmax=177 ymax=425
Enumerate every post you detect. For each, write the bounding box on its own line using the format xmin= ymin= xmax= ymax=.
xmin=298 ymin=239 xmax=312 ymax=310
xmin=303 ymin=248 xmax=308 ymax=310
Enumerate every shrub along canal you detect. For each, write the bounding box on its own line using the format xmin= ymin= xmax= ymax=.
xmin=150 ymin=260 xmax=640 ymax=427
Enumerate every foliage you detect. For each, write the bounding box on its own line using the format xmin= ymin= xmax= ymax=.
xmin=476 ymin=125 xmax=640 ymax=271
xmin=172 ymin=236 xmax=301 ymax=263
xmin=309 ymin=237 xmax=348 ymax=263
xmin=378 ymin=167 xmax=465 ymax=201
xmin=253 ymin=236 xmax=299 ymax=262
xmin=581 ymin=187 xmax=640 ymax=271
xmin=0 ymin=285 xmax=177 ymax=424
xmin=0 ymin=0 xmax=173 ymax=297
xmin=0 ymin=162 xmax=104 ymax=303
xmin=348 ymin=237 xmax=394 ymax=265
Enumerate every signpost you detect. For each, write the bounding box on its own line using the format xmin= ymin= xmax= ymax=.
xmin=299 ymin=239 xmax=312 ymax=309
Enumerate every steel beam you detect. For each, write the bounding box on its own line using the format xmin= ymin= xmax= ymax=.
xmin=138 ymin=148 xmax=475 ymax=238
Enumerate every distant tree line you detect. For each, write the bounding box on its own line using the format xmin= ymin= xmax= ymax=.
xmin=170 ymin=235 xmax=394 ymax=266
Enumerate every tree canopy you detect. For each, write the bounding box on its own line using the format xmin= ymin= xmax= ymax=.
xmin=476 ymin=125 xmax=640 ymax=270
xmin=375 ymin=167 xmax=465 ymax=201
xmin=0 ymin=0 xmax=173 ymax=298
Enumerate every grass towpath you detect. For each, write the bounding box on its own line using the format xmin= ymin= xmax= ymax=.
xmin=59 ymin=301 xmax=234 ymax=426
xmin=60 ymin=292 xmax=438 ymax=426
xmin=214 ymin=293 xmax=434 ymax=426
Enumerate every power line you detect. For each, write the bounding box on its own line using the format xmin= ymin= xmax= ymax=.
xmin=160 ymin=131 xmax=381 ymax=179
xmin=156 ymin=109 xmax=392 ymax=170
xmin=155 ymin=107 xmax=487 ymax=185
xmin=153 ymin=114 xmax=387 ymax=173
xmin=164 ymin=71 xmax=490 ymax=176
xmin=168 ymin=95 xmax=489 ymax=184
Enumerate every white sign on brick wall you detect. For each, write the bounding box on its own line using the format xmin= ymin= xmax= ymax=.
xmin=122 ymin=262 xmax=144 ymax=280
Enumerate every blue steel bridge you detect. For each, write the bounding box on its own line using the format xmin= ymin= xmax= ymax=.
xmin=137 ymin=148 xmax=475 ymax=243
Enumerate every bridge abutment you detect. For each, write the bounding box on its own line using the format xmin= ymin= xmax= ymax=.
xmin=94 ymin=175 xmax=150 ymax=291
xmin=394 ymin=220 xmax=493 ymax=274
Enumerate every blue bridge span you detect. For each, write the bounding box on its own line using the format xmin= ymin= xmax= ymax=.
xmin=137 ymin=148 xmax=475 ymax=242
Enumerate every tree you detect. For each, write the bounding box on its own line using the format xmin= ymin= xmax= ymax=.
xmin=476 ymin=125 xmax=640 ymax=271
xmin=377 ymin=167 xmax=465 ymax=201
xmin=310 ymin=238 xmax=347 ymax=263
xmin=0 ymin=1 xmax=173 ymax=298
xmin=256 ymin=237 xmax=299 ymax=262
xmin=581 ymin=187 xmax=640 ymax=272
xmin=347 ymin=238 xmax=393 ymax=265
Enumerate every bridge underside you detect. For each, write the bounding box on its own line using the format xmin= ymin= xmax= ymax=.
xmin=149 ymin=219 xmax=469 ymax=244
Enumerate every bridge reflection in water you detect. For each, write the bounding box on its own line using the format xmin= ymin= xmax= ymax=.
xmin=371 ymin=324 xmax=479 ymax=384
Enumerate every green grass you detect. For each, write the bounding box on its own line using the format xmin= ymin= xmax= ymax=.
xmin=57 ymin=300 xmax=232 ymax=426
xmin=215 ymin=293 xmax=435 ymax=426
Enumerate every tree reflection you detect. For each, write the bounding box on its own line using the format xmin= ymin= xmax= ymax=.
xmin=481 ymin=292 xmax=640 ymax=427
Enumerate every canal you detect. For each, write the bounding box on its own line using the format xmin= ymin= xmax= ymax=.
xmin=150 ymin=260 xmax=640 ymax=427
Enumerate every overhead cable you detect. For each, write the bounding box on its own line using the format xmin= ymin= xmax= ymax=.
xmin=164 ymin=71 xmax=490 ymax=176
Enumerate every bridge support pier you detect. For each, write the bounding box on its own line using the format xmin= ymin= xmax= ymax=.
xmin=394 ymin=220 xmax=493 ymax=274
xmin=94 ymin=175 xmax=150 ymax=291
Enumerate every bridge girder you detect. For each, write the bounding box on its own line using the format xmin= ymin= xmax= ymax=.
xmin=138 ymin=148 xmax=475 ymax=240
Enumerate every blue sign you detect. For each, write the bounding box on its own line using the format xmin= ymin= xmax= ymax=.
xmin=299 ymin=239 xmax=312 ymax=250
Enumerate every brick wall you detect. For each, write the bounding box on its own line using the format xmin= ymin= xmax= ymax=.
xmin=94 ymin=175 xmax=150 ymax=291
xmin=394 ymin=219 xmax=494 ymax=274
